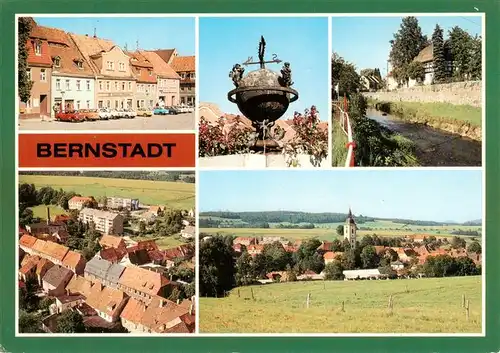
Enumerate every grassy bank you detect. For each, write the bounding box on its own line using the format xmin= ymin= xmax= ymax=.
xmin=30 ymin=204 xmax=68 ymax=220
xmin=369 ymin=99 xmax=482 ymax=140
xmin=19 ymin=175 xmax=195 ymax=209
xmin=200 ymin=276 xmax=481 ymax=333
xmin=332 ymin=117 xmax=348 ymax=167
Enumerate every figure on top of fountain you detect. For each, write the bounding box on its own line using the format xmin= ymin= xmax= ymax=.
xmin=279 ymin=62 xmax=294 ymax=87
xmin=229 ymin=64 xmax=245 ymax=87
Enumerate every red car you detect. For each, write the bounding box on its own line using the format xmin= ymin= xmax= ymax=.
xmin=55 ymin=110 xmax=85 ymax=122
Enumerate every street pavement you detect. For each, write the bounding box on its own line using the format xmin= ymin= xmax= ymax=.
xmin=18 ymin=113 xmax=195 ymax=131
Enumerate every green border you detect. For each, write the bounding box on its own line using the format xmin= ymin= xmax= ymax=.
xmin=1 ymin=0 xmax=499 ymax=352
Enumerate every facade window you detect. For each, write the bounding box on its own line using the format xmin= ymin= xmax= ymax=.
xmin=128 ymin=82 xmax=132 ymax=91
xmin=34 ymin=41 xmax=42 ymax=55
xmin=149 ymin=70 xmax=153 ymax=76
xmin=122 ymin=82 xmax=125 ymax=91
xmin=56 ymin=79 xmax=61 ymax=91
xmin=180 ymin=73 xmax=186 ymax=79
xmin=107 ymin=61 xmax=114 ymax=70
xmin=65 ymin=80 xmax=70 ymax=90
xmin=27 ymin=69 xmax=31 ymax=80
xmin=106 ymin=81 xmax=110 ymax=91
xmin=149 ymin=100 xmax=153 ymax=107
xmin=145 ymin=85 xmax=149 ymax=94
xmin=115 ymin=82 xmax=118 ymax=91
xmin=40 ymin=69 xmax=46 ymax=82
xmin=26 ymin=99 xmax=31 ymax=108
xmin=190 ymin=72 xmax=195 ymax=79
xmin=76 ymin=80 xmax=81 ymax=90
xmin=33 ymin=98 xmax=39 ymax=107
xmin=115 ymin=100 xmax=119 ymax=109
xmin=119 ymin=62 xmax=125 ymax=71
xmin=181 ymin=87 xmax=185 ymax=91
xmin=54 ymin=57 xmax=60 ymax=67
xmin=86 ymin=100 xmax=90 ymax=108
xmin=77 ymin=61 xmax=83 ymax=69
xmin=140 ymin=100 xmax=144 ymax=108
xmin=106 ymin=100 xmax=111 ymax=108
xmin=86 ymin=80 xmax=91 ymax=90
xmin=76 ymin=101 xmax=80 ymax=110
xmin=99 ymin=81 xmax=103 ymax=91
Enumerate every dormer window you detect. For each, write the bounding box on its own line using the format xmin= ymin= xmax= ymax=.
xmin=53 ymin=56 xmax=61 ymax=67
xmin=74 ymin=59 xmax=84 ymax=69
xmin=149 ymin=70 xmax=153 ymax=76
xmin=34 ymin=41 xmax=42 ymax=56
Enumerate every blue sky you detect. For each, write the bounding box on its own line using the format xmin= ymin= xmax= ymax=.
xmin=331 ymin=15 xmax=482 ymax=76
xmin=199 ymin=170 xmax=482 ymax=223
xmin=34 ymin=17 xmax=195 ymax=55
xmin=199 ymin=17 xmax=329 ymax=120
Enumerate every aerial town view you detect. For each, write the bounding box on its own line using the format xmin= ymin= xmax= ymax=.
xmin=18 ymin=171 xmax=196 ymax=334
xmin=198 ymin=17 xmax=329 ymax=168
xmin=198 ymin=170 xmax=482 ymax=333
xmin=17 ymin=16 xmax=196 ymax=131
xmin=331 ymin=15 xmax=482 ymax=167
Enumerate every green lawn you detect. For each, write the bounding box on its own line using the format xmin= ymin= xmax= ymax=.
xmin=30 ymin=204 xmax=68 ymax=221
xmin=19 ymin=175 xmax=195 ymax=210
xmin=370 ymin=99 xmax=481 ymax=127
xmin=332 ymin=118 xmax=348 ymax=167
xmin=200 ymin=276 xmax=482 ymax=333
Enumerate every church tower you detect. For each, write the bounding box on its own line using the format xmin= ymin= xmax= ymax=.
xmin=343 ymin=207 xmax=357 ymax=249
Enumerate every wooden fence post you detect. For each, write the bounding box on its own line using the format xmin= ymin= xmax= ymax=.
xmin=341 ymin=301 xmax=345 ymax=312
xmin=462 ymin=294 xmax=466 ymax=308
xmin=306 ymin=293 xmax=311 ymax=308
xmin=466 ymin=300 xmax=470 ymax=321
xmin=388 ymin=295 xmax=393 ymax=313
xmin=251 ymin=288 xmax=255 ymax=301
xmin=238 ymin=289 xmax=240 ymax=298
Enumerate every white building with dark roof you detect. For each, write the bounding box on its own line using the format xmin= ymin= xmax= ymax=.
xmin=78 ymin=208 xmax=124 ymax=235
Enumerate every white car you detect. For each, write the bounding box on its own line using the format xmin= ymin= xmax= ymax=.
xmin=98 ymin=108 xmax=112 ymax=120
xmin=123 ymin=108 xmax=136 ymax=119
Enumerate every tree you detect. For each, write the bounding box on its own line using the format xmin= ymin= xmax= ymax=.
xmin=360 ymin=245 xmax=379 ymax=269
xmin=360 ymin=235 xmax=375 ymax=248
xmin=451 ymin=236 xmax=466 ymax=249
xmin=199 ymin=235 xmax=235 ymax=297
xmin=448 ymin=26 xmax=472 ymax=81
xmin=139 ymin=221 xmax=147 ymax=233
xmin=432 ymin=24 xmax=448 ymax=83
xmin=168 ymin=287 xmax=182 ymax=302
xmin=468 ymin=35 xmax=482 ymax=80
xmin=341 ymin=250 xmax=356 ymax=270
xmin=19 ymin=208 xmax=35 ymax=227
xmin=235 ymin=251 xmax=254 ymax=286
xmin=324 ymin=261 xmax=344 ymax=280
xmin=331 ymin=239 xmax=343 ymax=252
xmin=262 ymin=241 xmax=291 ymax=272
xmin=18 ymin=17 xmax=33 ymax=103
xmin=455 ymin=257 xmax=479 ymax=276
xmin=389 ymin=16 xmax=428 ymax=85
xmin=406 ymin=61 xmax=425 ymax=82
xmin=19 ymin=310 xmax=43 ymax=333
xmin=332 ymin=53 xmax=360 ymax=99
xmin=336 ymin=225 xmax=344 ymax=236
xmin=82 ymin=197 xmax=98 ymax=209
xmin=56 ymin=310 xmax=86 ymax=333
xmin=467 ymin=241 xmax=481 ymax=254
xmin=285 ymin=263 xmax=297 ymax=282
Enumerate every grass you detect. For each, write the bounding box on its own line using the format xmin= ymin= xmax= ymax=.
xmin=199 ymin=276 xmax=481 ymax=333
xmin=332 ymin=118 xmax=348 ymax=167
xmin=30 ymin=204 xmax=68 ymax=220
xmin=132 ymin=235 xmax=185 ymax=250
xmin=19 ymin=175 xmax=195 ymax=210
xmin=370 ymin=99 xmax=481 ymax=127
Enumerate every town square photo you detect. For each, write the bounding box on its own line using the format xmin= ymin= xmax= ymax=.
xmin=331 ymin=15 xmax=483 ymax=167
xmin=198 ymin=169 xmax=483 ymax=333
xmin=18 ymin=171 xmax=196 ymax=334
xmin=17 ymin=16 xmax=196 ymax=131
xmin=198 ymin=16 xmax=329 ymax=168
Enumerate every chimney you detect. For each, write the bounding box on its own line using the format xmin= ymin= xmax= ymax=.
xmin=176 ymin=299 xmax=180 ymax=305
xmin=46 ymin=207 xmax=51 ymax=225
xmin=159 ymin=299 xmax=165 ymax=308
xmin=189 ymin=304 xmax=193 ymax=315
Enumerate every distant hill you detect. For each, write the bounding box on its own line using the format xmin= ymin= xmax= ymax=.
xmin=199 ymin=211 xmax=478 ymax=227
xmin=19 ymin=171 xmax=195 ymax=183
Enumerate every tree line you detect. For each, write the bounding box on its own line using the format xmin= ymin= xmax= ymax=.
xmin=19 ymin=171 xmax=195 ymax=183
xmin=200 ymin=211 xmax=376 ymax=224
xmin=199 ymin=233 xmax=482 ymax=298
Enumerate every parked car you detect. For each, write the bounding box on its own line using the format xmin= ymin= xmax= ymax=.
xmin=79 ymin=109 xmax=99 ymax=121
xmin=109 ymin=109 xmax=121 ymax=119
xmin=55 ymin=110 xmax=85 ymax=122
xmin=153 ymin=107 xmax=169 ymax=115
xmin=98 ymin=108 xmax=112 ymax=120
xmin=137 ymin=107 xmax=153 ymax=117
xmin=166 ymin=106 xmax=179 ymax=115
xmin=123 ymin=108 xmax=136 ymax=119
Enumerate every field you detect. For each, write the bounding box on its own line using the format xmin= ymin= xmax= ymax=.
xmin=332 ymin=119 xmax=348 ymax=167
xmin=19 ymin=175 xmax=195 ymax=210
xmin=200 ymin=276 xmax=482 ymax=333
xmin=132 ymin=236 xmax=185 ymax=250
xmin=30 ymin=204 xmax=68 ymax=220
xmin=200 ymin=218 xmax=481 ymax=241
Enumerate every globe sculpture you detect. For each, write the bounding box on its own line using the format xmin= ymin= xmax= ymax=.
xmin=228 ymin=36 xmax=299 ymax=151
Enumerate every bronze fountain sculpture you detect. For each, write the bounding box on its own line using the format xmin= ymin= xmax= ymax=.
xmin=228 ymin=36 xmax=299 ymax=152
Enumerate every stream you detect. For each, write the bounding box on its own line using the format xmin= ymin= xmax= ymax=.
xmin=366 ymin=108 xmax=482 ymax=166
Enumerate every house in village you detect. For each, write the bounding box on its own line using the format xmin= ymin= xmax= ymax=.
xmin=141 ymin=51 xmax=180 ymax=107
xmin=106 ymin=197 xmax=140 ymax=211
xmin=84 ymin=257 xmax=125 ymax=289
xmin=68 ymin=196 xmax=92 ymax=210
xmin=170 ymin=56 xmax=195 ymax=106
xmin=117 ymin=266 xmax=175 ymax=303
xmin=360 ymin=75 xmax=381 ymax=91
xmin=343 ymin=269 xmax=388 ymax=281
xmin=70 ymin=33 xmax=136 ymax=110
xmin=45 ymin=27 xmax=96 ymax=114
xmin=62 ymin=250 xmax=86 ymax=275
xmin=79 ymin=208 xmax=124 ymax=235
xmin=42 ymin=265 xmax=74 ymax=296
xmin=126 ymin=51 xmax=157 ymax=109
xmin=85 ymin=281 xmax=129 ymax=323
xmin=19 ymin=19 xmax=53 ymax=119
xmin=181 ymin=225 xmax=195 ymax=240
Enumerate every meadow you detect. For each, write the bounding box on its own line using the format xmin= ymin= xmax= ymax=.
xmin=199 ymin=276 xmax=482 ymax=333
xmin=132 ymin=235 xmax=185 ymax=250
xmin=19 ymin=175 xmax=195 ymax=210
xmin=31 ymin=204 xmax=68 ymax=220
xmin=331 ymin=118 xmax=348 ymax=167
